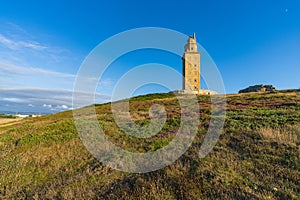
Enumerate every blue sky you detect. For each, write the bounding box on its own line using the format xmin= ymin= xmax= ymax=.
xmin=0 ymin=0 xmax=300 ymax=113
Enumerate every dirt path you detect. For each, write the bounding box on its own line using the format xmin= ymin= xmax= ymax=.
xmin=0 ymin=118 xmax=22 ymax=128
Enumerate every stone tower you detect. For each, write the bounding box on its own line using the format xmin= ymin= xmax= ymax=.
xmin=182 ymin=33 xmax=200 ymax=92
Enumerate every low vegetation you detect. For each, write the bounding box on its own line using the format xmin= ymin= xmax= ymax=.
xmin=0 ymin=114 xmax=16 ymax=119
xmin=0 ymin=91 xmax=299 ymax=199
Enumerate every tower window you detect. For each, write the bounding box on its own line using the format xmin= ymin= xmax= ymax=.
xmin=191 ymin=47 xmax=193 ymax=50
xmin=194 ymin=64 xmax=197 ymax=67
xmin=194 ymin=79 xmax=197 ymax=83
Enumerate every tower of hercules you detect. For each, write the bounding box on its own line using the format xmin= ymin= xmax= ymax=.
xmin=182 ymin=33 xmax=200 ymax=92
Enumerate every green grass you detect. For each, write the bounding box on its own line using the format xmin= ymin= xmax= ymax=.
xmin=0 ymin=114 xmax=16 ymax=119
xmin=0 ymin=91 xmax=300 ymax=199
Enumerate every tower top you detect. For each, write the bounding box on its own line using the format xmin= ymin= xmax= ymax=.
xmin=184 ymin=32 xmax=198 ymax=53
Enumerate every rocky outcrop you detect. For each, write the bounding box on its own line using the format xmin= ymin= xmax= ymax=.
xmin=239 ymin=84 xmax=277 ymax=94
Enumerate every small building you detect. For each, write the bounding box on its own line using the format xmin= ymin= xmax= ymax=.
xmin=14 ymin=114 xmax=41 ymax=118
xmin=15 ymin=114 xmax=29 ymax=118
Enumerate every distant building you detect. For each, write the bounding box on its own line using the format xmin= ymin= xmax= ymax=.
xmin=15 ymin=114 xmax=41 ymax=118
xmin=15 ymin=114 xmax=29 ymax=118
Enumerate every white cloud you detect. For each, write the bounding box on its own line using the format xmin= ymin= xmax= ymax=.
xmin=0 ymin=22 xmax=112 ymax=114
xmin=50 ymin=104 xmax=69 ymax=111
xmin=60 ymin=105 xmax=68 ymax=109
xmin=0 ymin=61 xmax=75 ymax=78
xmin=19 ymin=41 xmax=47 ymax=50
xmin=0 ymin=60 xmax=76 ymax=89
xmin=43 ymin=104 xmax=52 ymax=108
xmin=0 ymin=34 xmax=15 ymax=49
xmin=2 ymin=97 xmax=29 ymax=103
xmin=0 ymin=34 xmax=47 ymax=51
xmin=0 ymin=87 xmax=111 ymax=113
xmin=0 ymin=22 xmax=83 ymax=89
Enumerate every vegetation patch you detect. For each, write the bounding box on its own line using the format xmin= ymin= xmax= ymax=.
xmin=0 ymin=91 xmax=300 ymax=199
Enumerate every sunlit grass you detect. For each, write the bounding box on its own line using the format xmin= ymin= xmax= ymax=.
xmin=0 ymin=91 xmax=299 ymax=199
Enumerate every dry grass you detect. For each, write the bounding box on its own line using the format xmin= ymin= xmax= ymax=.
xmin=0 ymin=118 xmax=23 ymax=134
xmin=258 ymin=124 xmax=300 ymax=145
xmin=0 ymin=118 xmax=22 ymax=126
xmin=0 ymin=92 xmax=300 ymax=199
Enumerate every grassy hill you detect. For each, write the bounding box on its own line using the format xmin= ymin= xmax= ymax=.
xmin=0 ymin=91 xmax=299 ymax=199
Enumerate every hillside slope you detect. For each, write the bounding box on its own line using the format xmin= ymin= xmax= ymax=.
xmin=0 ymin=92 xmax=299 ymax=199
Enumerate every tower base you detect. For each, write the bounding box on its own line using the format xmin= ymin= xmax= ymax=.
xmin=173 ymin=89 xmax=218 ymax=95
